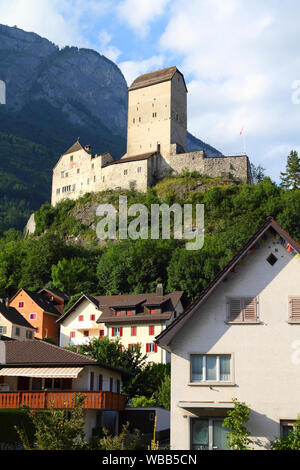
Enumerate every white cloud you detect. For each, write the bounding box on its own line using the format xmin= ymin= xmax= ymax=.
xmin=116 ymin=0 xmax=170 ymax=37
xmin=98 ymin=29 xmax=122 ymax=62
xmin=118 ymin=55 xmax=165 ymax=86
xmin=159 ymin=0 xmax=300 ymax=180
xmin=0 ymin=0 xmax=109 ymax=48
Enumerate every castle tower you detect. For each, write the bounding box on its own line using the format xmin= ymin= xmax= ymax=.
xmin=126 ymin=66 xmax=188 ymax=158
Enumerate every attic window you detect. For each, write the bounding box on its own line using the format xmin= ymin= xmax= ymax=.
xmin=70 ymin=156 xmax=73 ymax=162
xmin=267 ymin=253 xmax=278 ymax=266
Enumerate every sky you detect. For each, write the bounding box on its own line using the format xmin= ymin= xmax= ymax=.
xmin=1 ymin=0 xmax=300 ymax=181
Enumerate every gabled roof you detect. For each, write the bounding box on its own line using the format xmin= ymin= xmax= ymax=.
xmin=10 ymin=289 xmax=61 ymax=316
xmin=63 ymin=140 xmax=84 ymax=156
xmin=156 ymin=217 xmax=300 ymax=349
xmin=0 ymin=303 xmax=35 ymax=329
xmin=38 ymin=288 xmax=70 ymax=303
xmin=129 ymin=66 xmax=187 ymax=92
xmin=57 ymin=294 xmax=100 ymax=324
xmin=1 ymin=340 xmax=132 ymax=376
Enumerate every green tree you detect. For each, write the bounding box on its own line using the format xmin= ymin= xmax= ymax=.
xmin=51 ymin=257 xmax=98 ymax=295
xmin=18 ymin=233 xmax=73 ymax=291
xmin=15 ymin=394 xmax=87 ymax=450
xmin=271 ymin=416 xmax=300 ymax=450
xmin=154 ymin=374 xmax=171 ymax=410
xmin=97 ymin=239 xmax=177 ymax=295
xmin=280 ymin=150 xmax=300 ymax=189
xmin=222 ymin=398 xmax=251 ymax=450
xmin=250 ymin=163 xmax=266 ymax=184
xmin=129 ymin=396 xmax=157 ymax=408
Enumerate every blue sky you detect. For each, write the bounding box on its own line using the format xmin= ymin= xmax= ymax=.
xmin=1 ymin=0 xmax=300 ymax=181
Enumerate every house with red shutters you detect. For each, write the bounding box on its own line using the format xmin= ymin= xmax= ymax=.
xmin=58 ymin=285 xmax=184 ymax=364
xmin=9 ymin=288 xmax=69 ymax=345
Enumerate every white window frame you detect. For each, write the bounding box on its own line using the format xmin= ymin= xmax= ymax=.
xmin=29 ymin=313 xmax=37 ymax=321
xmin=190 ymin=354 xmax=232 ymax=383
xmin=0 ymin=326 xmax=7 ymax=334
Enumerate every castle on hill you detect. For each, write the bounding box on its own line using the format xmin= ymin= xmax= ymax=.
xmin=51 ymin=66 xmax=252 ymax=206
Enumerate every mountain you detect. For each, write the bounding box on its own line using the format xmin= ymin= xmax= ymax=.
xmin=0 ymin=24 xmax=222 ymax=230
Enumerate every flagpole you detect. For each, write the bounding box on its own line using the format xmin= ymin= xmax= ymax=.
xmin=240 ymin=126 xmax=246 ymax=155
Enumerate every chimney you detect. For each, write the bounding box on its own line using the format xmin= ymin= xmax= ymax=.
xmin=85 ymin=145 xmax=92 ymax=153
xmin=0 ymin=341 xmax=6 ymax=364
xmin=156 ymin=283 xmax=163 ymax=297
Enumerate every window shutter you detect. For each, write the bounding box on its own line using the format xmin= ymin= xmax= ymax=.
xmin=120 ymin=327 xmax=123 ymax=337
xmin=154 ymin=343 xmax=158 ymax=353
xmin=112 ymin=328 xmax=115 ymax=337
xmin=228 ymin=299 xmax=243 ymax=322
xmin=149 ymin=326 xmax=155 ymax=335
xmin=100 ymin=330 xmax=105 ymax=338
xmin=243 ymin=298 xmax=257 ymax=322
xmin=146 ymin=344 xmax=149 ymax=353
xmin=290 ymin=298 xmax=300 ymax=322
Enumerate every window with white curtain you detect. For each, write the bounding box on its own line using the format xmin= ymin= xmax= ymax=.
xmin=191 ymin=355 xmax=231 ymax=383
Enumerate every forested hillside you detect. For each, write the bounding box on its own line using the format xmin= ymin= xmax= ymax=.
xmin=1 ymin=173 xmax=299 ymax=304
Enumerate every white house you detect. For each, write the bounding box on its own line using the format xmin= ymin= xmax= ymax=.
xmin=156 ymin=217 xmax=300 ymax=450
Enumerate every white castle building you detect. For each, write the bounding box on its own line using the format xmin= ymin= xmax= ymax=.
xmin=51 ymin=67 xmax=251 ymax=206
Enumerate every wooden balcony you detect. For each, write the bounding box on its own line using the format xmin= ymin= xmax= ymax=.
xmin=0 ymin=391 xmax=126 ymax=411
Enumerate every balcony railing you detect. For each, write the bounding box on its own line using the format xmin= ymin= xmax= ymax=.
xmin=0 ymin=391 xmax=126 ymax=411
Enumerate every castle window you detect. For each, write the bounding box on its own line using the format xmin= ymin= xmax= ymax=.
xmin=139 ymin=117 xmax=141 ymax=122
xmin=152 ymin=113 xmax=157 ymax=118
xmin=77 ymin=168 xmax=80 ymax=174
xmin=70 ymin=156 xmax=73 ymax=162
xmin=61 ymin=172 xmax=64 ymax=178
xmin=87 ymin=178 xmax=90 ymax=185
xmin=94 ymin=176 xmax=96 ymax=182
xmin=56 ymin=188 xmax=60 ymax=195
xmin=92 ymin=164 xmax=94 ymax=169
xmin=124 ymin=169 xmax=128 ymax=176
xmin=102 ymin=177 xmax=105 ymax=182
xmin=137 ymin=167 xmax=142 ymax=174
xmin=72 ymin=184 xmax=76 ymax=191
xmin=65 ymin=172 xmax=68 ymax=178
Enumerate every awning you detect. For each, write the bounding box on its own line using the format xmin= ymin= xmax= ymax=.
xmin=0 ymin=367 xmax=83 ymax=378
xmin=178 ymin=402 xmax=235 ymax=409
